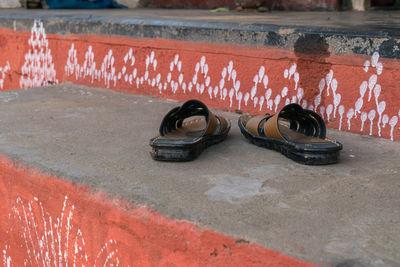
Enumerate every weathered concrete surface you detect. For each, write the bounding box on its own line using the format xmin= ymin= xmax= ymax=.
xmin=0 ymin=9 xmax=399 ymax=58
xmin=0 ymin=83 xmax=399 ymax=266
xmin=139 ymin=0 xmax=339 ymax=10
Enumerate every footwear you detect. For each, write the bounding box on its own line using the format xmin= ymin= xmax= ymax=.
xmin=238 ymin=103 xmax=342 ymax=165
xmin=150 ymin=99 xmax=230 ymax=161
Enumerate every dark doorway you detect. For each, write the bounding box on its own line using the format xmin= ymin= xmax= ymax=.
xmin=372 ymin=0 xmax=395 ymax=6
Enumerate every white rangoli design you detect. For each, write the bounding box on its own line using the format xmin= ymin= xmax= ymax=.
xmin=0 ymin=61 xmax=10 ymax=89
xmin=19 ymin=20 xmax=58 ymax=89
xmin=2 ymin=195 xmax=121 ymax=266
xmin=63 ymin=43 xmax=399 ymax=141
xmin=2 ymin=244 xmax=11 ymax=267
xmin=1 ymin=20 xmax=396 ymax=142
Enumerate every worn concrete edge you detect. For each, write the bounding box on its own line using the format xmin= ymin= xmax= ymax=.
xmin=0 ymin=10 xmax=399 ymax=59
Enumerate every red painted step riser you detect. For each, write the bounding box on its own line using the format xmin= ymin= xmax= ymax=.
xmin=0 ymin=156 xmax=315 ymax=266
xmin=0 ymin=21 xmax=399 ymax=141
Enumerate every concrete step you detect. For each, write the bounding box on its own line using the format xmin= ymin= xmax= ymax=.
xmin=0 ymin=9 xmax=399 ymax=266
xmin=0 ymin=9 xmax=399 ymax=141
xmin=0 ymin=83 xmax=399 ymax=266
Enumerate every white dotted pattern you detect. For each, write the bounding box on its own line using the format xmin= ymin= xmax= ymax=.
xmin=20 ymin=20 xmax=58 ymax=89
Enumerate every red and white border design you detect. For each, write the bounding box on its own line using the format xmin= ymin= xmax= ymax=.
xmin=0 ymin=157 xmax=314 ymax=266
xmin=5 ymin=20 xmax=397 ymax=140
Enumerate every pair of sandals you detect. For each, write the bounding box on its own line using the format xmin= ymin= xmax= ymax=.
xmin=150 ymin=99 xmax=342 ymax=165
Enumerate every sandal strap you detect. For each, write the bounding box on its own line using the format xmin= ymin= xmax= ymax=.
xmin=204 ymin=111 xmax=219 ymax=136
xmin=159 ymin=99 xmax=223 ymax=137
xmin=215 ymin=115 xmax=229 ymax=135
xmin=304 ymin=109 xmax=326 ymax=139
xmin=264 ymin=104 xmax=326 ymax=141
xmin=245 ymin=114 xmax=270 ymax=136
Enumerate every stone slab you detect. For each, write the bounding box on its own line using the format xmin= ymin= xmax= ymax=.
xmin=0 ymin=83 xmax=399 ymax=266
xmin=0 ymin=9 xmax=399 ymax=58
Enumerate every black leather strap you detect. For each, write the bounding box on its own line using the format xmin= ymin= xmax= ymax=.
xmin=305 ymin=110 xmax=326 ymax=139
xmin=257 ymin=115 xmax=271 ymax=136
xmin=262 ymin=103 xmax=326 ymax=140
xmin=159 ymin=99 xmax=210 ymax=136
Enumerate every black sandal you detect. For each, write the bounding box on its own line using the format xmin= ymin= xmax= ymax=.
xmin=238 ymin=103 xmax=342 ymax=165
xmin=150 ymin=99 xmax=230 ymax=161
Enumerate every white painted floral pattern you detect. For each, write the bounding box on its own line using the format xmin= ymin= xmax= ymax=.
xmin=3 ymin=195 xmax=121 ymax=267
xmin=6 ymin=20 xmax=399 ymax=141
xmin=0 ymin=61 xmax=10 ymax=90
xmin=63 ymin=43 xmax=400 ymax=140
xmin=19 ymin=20 xmax=58 ymax=88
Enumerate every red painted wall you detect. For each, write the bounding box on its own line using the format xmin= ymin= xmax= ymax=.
xmin=0 ymin=155 xmax=315 ymax=266
xmin=0 ymin=21 xmax=398 ymax=141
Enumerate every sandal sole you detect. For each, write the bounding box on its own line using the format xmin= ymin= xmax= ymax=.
xmin=150 ymin=125 xmax=230 ymax=162
xmin=238 ymin=120 xmax=341 ymax=165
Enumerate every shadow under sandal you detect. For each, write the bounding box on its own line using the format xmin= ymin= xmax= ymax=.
xmin=238 ymin=103 xmax=343 ymax=165
xmin=150 ymin=99 xmax=231 ymax=161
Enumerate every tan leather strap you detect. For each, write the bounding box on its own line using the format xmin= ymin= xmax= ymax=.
xmin=245 ymin=115 xmax=269 ymax=136
xmin=264 ymin=104 xmax=321 ymax=141
xmin=263 ymin=112 xmax=286 ymax=140
xmin=216 ymin=115 xmax=228 ymax=133
xmin=204 ymin=111 xmax=219 ymax=136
